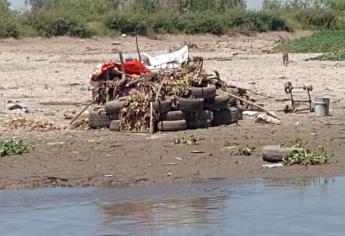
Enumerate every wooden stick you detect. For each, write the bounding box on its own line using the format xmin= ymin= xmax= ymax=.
xmin=119 ymin=52 xmax=126 ymax=79
xmin=149 ymin=102 xmax=154 ymax=134
xmin=70 ymin=102 xmax=93 ymax=125
xmin=136 ymin=34 xmax=143 ymax=75
xmin=226 ymin=90 xmax=280 ymax=120
xmin=40 ymin=101 xmax=86 ymax=106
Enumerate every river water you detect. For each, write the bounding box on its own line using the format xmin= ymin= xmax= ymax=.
xmin=0 ymin=177 xmax=344 ymax=236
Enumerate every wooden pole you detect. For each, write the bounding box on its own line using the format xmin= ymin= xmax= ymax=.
xmin=136 ymin=34 xmax=143 ymax=75
xmin=69 ymin=102 xmax=93 ymax=126
xmin=226 ymin=90 xmax=280 ymax=120
xmin=119 ymin=52 xmax=126 ymax=79
xmin=149 ymin=102 xmax=154 ymax=134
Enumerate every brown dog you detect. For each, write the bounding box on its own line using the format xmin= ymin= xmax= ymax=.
xmin=282 ymin=52 xmax=289 ymax=66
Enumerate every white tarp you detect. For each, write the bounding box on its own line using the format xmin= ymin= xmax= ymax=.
xmin=142 ymin=46 xmax=189 ymax=70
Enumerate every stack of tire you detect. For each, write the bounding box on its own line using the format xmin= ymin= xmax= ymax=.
xmin=155 ymin=100 xmax=187 ymax=132
xmin=88 ymin=97 xmax=128 ymax=131
xmin=189 ymin=85 xmax=242 ymax=127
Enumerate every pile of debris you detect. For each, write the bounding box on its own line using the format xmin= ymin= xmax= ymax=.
xmin=87 ymin=47 xmax=255 ymax=133
xmin=5 ymin=118 xmax=59 ymax=132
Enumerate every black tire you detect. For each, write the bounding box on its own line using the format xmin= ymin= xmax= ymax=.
xmin=109 ymin=120 xmax=121 ymax=132
xmin=89 ymin=111 xmax=111 ymax=129
xmin=105 ymin=97 xmax=128 ymax=114
xmin=178 ymin=98 xmax=204 ymax=112
xmin=262 ymin=146 xmax=302 ymax=163
xmin=153 ymin=100 xmax=172 ymax=114
xmin=160 ymin=111 xmax=185 ymax=121
xmin=230 ymin=107 xmax=243 ymax=122
xmin=191 ymin=85 xmax=216 ymax=99
xmin=187 ymin=119 xmax=212 ymax=129
xmin=212 ymin=109 xmax=232 ymax=126
xmin=157 ymin=120 xmax=187 ymax=132
xmin=184 ymin=110 xmax=212 ymax=121
xmin=204 ymin=92 xmax=230 ymax=111
xmin=108 ymin=112 xmax=120 ymax=120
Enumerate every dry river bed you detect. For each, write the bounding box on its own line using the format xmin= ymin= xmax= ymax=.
xmin=1 ymin=32 xmax=345 ymax=189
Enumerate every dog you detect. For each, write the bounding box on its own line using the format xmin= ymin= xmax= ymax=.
xmin=282 ymin=52 xmax=289 ymax=66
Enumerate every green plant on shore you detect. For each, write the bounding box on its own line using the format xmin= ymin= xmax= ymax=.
xmin=281 ymin=138 xmax=333 ymax=166
xmin=0 ymin=139 xmax=28 ymax=157
xmin=279 ymin=30 xmax=345 ymax=61
xmin=283 ymin=146 xmax=333 ymax=166
xmin=174 ymin=134 xmax=198 ymax=145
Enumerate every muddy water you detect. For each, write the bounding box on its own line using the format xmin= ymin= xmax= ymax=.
xmin=0 ymin=177 xmax=344 ymax=236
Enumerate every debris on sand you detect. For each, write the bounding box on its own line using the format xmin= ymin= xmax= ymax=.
xmin=174 ymin=134 xmax=198 ymax=145
xmin=5 ymin=118 xmax=59 ymax=132
xmin=87 ymin=46 xmax=259 ymax=133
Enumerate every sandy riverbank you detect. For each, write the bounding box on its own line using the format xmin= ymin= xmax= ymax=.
xmin=1 ymin=32 xmax=345 ymax=189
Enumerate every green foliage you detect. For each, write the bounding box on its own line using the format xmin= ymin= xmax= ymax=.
xmin=280 ymin=30 xmax=345 ymax=52
xmin=1 ymin=0 xmax=345 ymax=38
xmin=181 ymin=12 xmax=224 ymax=34
xmin=281 ymin=138 xmax=333 ymax=166
xmin=283 ymin=147 xmax=332 ymax=166
xmin=25 ymin=9 xmax=91 ymax=37
xmin=0 ymin=139 xmax=28 ymax=157
xmin=104 ymin=13 xmax=149 ymax=35
xmin=228 ymin=11 xmax=289 ymax=32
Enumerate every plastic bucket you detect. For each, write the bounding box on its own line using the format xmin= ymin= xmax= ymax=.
xmin=314 ymin=98 xmax=330 ymax=116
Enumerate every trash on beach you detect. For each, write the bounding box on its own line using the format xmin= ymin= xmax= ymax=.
xmin=255 ymin=113 xmax=281 ymax=125
xmin=84 ymin=42 xmax=278 ymax=133
xmin=262 ymin=163 xmax=284 ymax=169
xmin=5 ymin=118 xmax=59 ymax=132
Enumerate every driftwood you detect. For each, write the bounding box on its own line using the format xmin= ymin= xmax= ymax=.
xmin=226 ymin=90 xmax=280 ymax=120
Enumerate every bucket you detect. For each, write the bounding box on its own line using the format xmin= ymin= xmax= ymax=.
xmin=314 ymin=98 xmax=330 ymax=116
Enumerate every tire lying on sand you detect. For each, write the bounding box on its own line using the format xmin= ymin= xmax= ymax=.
xmin=178 ymin=98 xmax=204 ymax=112
xmin=262 ymin=145 xmax=304 ymax=163
xmin=212 ymin=109 xmax=232 ymax=126
xmin=184 ymin=110 xmax=212 ymax=121
xmin=212 ymin=108 xmax=243 ymax=126
xmin=185 ymin=110 xmax=212 ymax=129
xmin=204 ymin=92 xmax=230 ymax=111
xmin=187 ymin=119 xmax=212 ymax=129
xmin=109 ymin=120 xmax=121 ymax=132
xmin=191 ymin=85 xmax=217 ymax=99
xmin=105 ymin=97 xmax=129 ymax=114
xmin=89 ymin=111 xmax=111 ymax=129
xmin=153 ymin=100 xmax=172 ymax=114
xmin=159 ymin=111 xmax=185 ymax=121
xmin=157 ymin=120 xmax=187 ymax=132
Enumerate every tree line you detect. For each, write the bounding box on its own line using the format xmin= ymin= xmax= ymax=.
xmin=0 ymin=0 xmax=344 ymax=38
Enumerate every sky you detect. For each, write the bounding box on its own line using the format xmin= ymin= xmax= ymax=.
xmin=8 ymin=0 xmax=265 ymax=11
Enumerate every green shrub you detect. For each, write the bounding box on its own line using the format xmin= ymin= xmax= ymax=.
xmin=279 ymin=30 xmax=345 ymax=61
xmin=152 ymin=12 xmax=180 ymax=34
xmin=179 ymin=12 xmax=224 ymax=35
xmin=0 ymin=139 xmax=28 ymax=157
xmin=25 ymin=9 xmax=91 ymax=37
xmin=104 ymin=13 xmax=148 ymax=35
xmin=228 ymin=11 xmax=289 ymax=32
xmin=293 ymin=9 xmax=337 ymax=29
xmin=0 ymin=12 xmax=20 ymax=38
